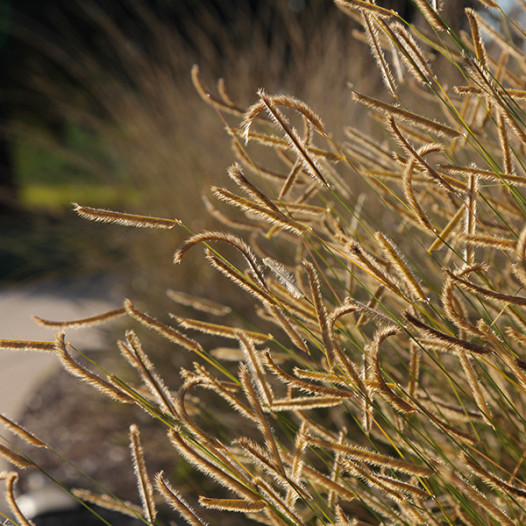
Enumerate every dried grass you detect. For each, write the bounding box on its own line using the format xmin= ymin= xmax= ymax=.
xmin=6 ymin=2 xmax=526 ymax=524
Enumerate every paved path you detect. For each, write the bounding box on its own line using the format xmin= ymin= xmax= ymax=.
xmin=0 ymin=276 xmax=120 ymax=476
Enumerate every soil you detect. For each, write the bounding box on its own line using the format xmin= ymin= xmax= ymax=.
xmin=12 ymin=353 xmax=247 ymax=526
xmin=13 ymin=365 xmax=178 ymax=524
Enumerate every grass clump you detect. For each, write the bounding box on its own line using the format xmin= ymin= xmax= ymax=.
xmin=4 ymin=1 xmax=526 ymax=524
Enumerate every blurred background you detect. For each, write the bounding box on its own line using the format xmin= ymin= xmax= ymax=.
xmin=0 ymin=0 xmax=499 ymax=523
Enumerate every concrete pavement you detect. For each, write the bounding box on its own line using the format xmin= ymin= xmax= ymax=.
xmin=0 ymin=276 xmax=119 ymax=458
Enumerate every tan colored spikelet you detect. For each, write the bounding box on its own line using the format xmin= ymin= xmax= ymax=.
xmin=227 ymin=163 xmax=282 ymax=215
xmin=173 ymin=394 xmax=257 ymax=492
xmin=420 ymin=404 xmax=477 ymax=444
xmin=264 ymin=351 xmax=352 ymax=398
xmin=460 ymin=452 xmax=526 ymax=499
xmin=237 ymin=331 xmax=273 ymax=405
xmin=328 ymin=298 xmax=359 ymax=328
xmin=191 ymin=64 xmax=243 ymax=116
xmin=403 ymin=158 xmax=435 ymax=233
xmin=335 ymin=0 xmax=395 ymax=18
xmin=477 ymin=320 xmax=526 ymax=390
xmin=375 ymin=232 xmax=428 ymax=302
xmin=353 ymin=92 xmax=460 ymax=138
xmin=239 ymin=363 xmax=284 ymax=475
xmin=443 ymin=468 xmax=514 ymax=526
xmin=428 ymin=204 xmax=465 ymax=252
xmin=446 ymin=268 xmax=526 ymax=307
xmin=257 ymin=90 xmax=328 ymax=187
xmin=474 ymin=0 xmax=498 ymax=6
xmin=286 ymin=423 xmax=306 ymax=507
xmin=470 ymin=9 xmax=523 ymax=63
xmin=387 ymin=21 xmax=434 ymax=85
xmin=123 ymin=330 xmax=178 ymax=417
xmin=286 ymin=450 xmax=359 ymax=503
xmin=212 ymin=187 xmax=308 ymax=236
xmin=129 ymin=425 xmax=157 ymax=524
xmin=173 ymin=230 xmax=266 ymax=287
xmin=338 ymin=297 xmax=392 ymax=326
xmin=205 ymin=249 xmax=276 ymax=307
xmin=190 ymin=363 xmax=256 ymax=421
xmin=456 ymin=233 xmax=515 ymax=251
xmin=362 ymin=13 xmax=397 ymax=97
xmin=454 ymin=85 xmax=526 ymax=99
xmin=217 ymin=78 xmax=235 ymax=106
xmin=242 ymin=92 xmax=324 ymax=140
xmin=517 ymin=224 xmax=526 ymax=263
xmin=458 ymin=353 xmax=493 ymax=427
xmin=404 ymin=311 xmax=492 ymax=355
xmin=408 ymin=341 xmax=420 ymax=399
xmin=155 ymin=471 xmax=209 ymax=526
xmin=291 ymin=422 xmax=307 ymax=483
xmin=124 ymin=299 xmax=203 ymax=353
xmin=0 ymin=414 xmax=46 ymax=448
xmin=175 ymin=378 xmax=223 ymax=446
xmin=0 ymin=445 xmax=34 ymax=469
xmin=73 ymin=203 xmax=180 ymax=229
xmin=168 ymin=429 xmax=255 ymax=500
xmin=55 ymin=333 xmax=134 ymax=403
xmin=262 ymin=303 xmax=312 ymax=355
xmin=335 ymin=505 xmax=357 ymax=526
xmin=329 ymin=332 xmax=367 ymax=395
xmin=231 ymin=137 xmax=294 ymax=186
xmin=366 ymin=325 xmax=416 ymax=414
xmin=304 ymin=261 xmax=335 ymax=368
xmin=33 ymin=307 xmax=126 ymax=329
xmin=293 ymin=368 xmax=346 ymax=386
xmin=209 ymin=347 xmax=244 ymax=361
xmin=417 ymin=392 xmax=484 ymax=423
xmin=413 ymin=0 xmax=448 ymax=31
xmin=327 ymin=430 xmax=346 ymax=509
xmin=466 ymin=8 xmax=488 ymax=67
xmin=513 ymin=264 xmax=526 ymax=289
xmin=235 ymin=437 xmax=298 ymax=495
xmin=263 ymin=259 xmax=302 ymax=300
xmin=439 ymin=164 xmax=526 ymax=187
xmin=464 ymin=174 xmax=478 ymax=265
xmin=506 ymin=326 xmax=526 ymax=346
xmin=465 ymin=58 xmax=526 ymax=145
xmin=252 ymin=476 xmax=303 ymax=526
xmin=419 ymin=336 xmax=488 ymax=358
xmin=198 ymin=497 xmax=265 ymax=512
xmin=388 ymin=117 xmax=456 ymax=194
xmin=347 ymin=241 xmax=404 ymax=298
xmin=277 ymin=201 xmax=328 ymax=220
xmin=172 ymin=314 xmax=271 ymax=344
xmin=388 ymin=30 xmax=405 ymax=84
xmin=0 ymin=339 xmax=55 ymax=352
xmin=356 ymin=285 xmax=386 ymax=328
xmin=270 ymin=396 xmax=343 ymax=410
xmin=278 ymin=159 xmax=304 ymax=199
xmin=3 ymin=472 xmax=34 ymax=526
xmin=305 ymin=434 xmax=433 ymax=477
xmin=231 ymin=128 xmax=340 ymax=161
xmin=71 ymin=489 xmax=143 ymax=518
xmin=166 ymin=289 xmax=231 ymax=316
xmin=497 ymin=111 xmax=513 ymax=175
xmin=202 ymin=193 xmax=267 ymax=233
xmin=347 ymin=459 xmax=429 ymax=501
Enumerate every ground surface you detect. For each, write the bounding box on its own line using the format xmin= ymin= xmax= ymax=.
xmin=0 ymin=276 xmax=122 ymax=520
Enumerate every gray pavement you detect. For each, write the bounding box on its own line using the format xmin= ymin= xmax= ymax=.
xmin=0 ymin=277 xmax=120 ymax=470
